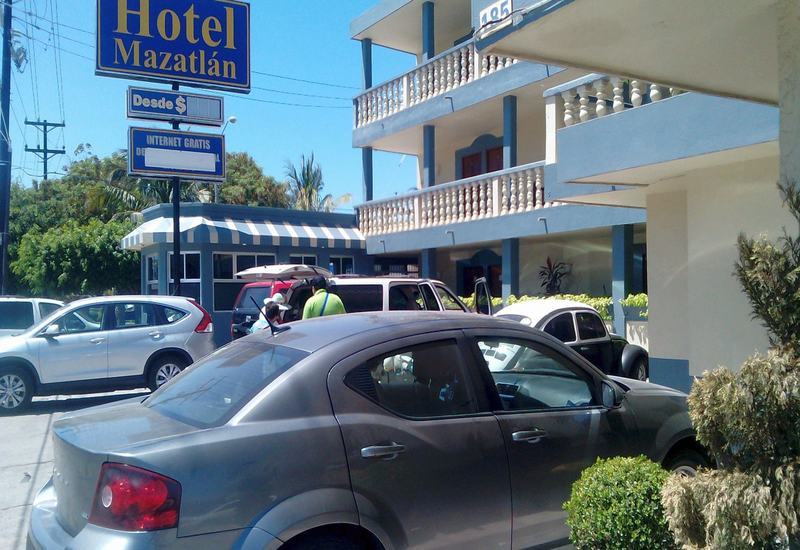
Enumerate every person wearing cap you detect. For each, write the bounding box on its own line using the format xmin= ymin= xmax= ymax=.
xmin=249 ymin=293 xmax=290 ymax=333
xmin=302 ymin=276 xmax=346 ymax=319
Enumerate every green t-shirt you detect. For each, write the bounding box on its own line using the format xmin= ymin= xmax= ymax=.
xmin=302 ymin=289 xmax=346 ymax=319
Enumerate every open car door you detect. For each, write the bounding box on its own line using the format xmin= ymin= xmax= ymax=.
xmin=474 ymin=277 xmax=494 ymax=315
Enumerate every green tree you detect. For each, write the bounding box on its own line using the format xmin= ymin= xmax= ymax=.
xmin=662 ymin=182 xmax=800 ymax=549
xmin=212 ymin=152 xmax=289 ymax=207
xmin=12 ymin=218 xmax=140 ymax=297
xmin=285 ymin=153 xmax=351 ymax=212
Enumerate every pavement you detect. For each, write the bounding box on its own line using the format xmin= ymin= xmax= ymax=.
xmin=0 ymin=391 xmax=148 ymax=550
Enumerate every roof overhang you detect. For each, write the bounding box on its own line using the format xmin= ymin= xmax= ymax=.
xmin=477 ymin=0 xmax=778 ymax=104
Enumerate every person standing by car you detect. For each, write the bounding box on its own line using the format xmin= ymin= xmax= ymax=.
xmin=249 ymin=294 xmax=290 ymax=334
xmin=302 ymin=276 xmax=346 ymax=319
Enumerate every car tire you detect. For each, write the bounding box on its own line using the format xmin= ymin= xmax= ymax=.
xmin=283 ymin=534 xmax=367 ymax=550
xmin=147 ymin=355 xmax=189 ymax=392
xmin=664 ymin=449 xmax=708 ymax=477
xmin=0 ymin=367 xmax=34 ymax=414
xmin=630 ymin=357 xmax=648 ymax=381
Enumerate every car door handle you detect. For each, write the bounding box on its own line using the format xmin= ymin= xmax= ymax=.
xmin=89 ymin=337 xmax=105 ymax=345
xmin=578 ymin=346 xmax=591 ymax=351
xmin=148 ymin=331 xmax=164 ymax=339
xmin=512 ymin=429 xmax=548 ymax=444
xmin=361 ymin=443 xmax=406 ymax=460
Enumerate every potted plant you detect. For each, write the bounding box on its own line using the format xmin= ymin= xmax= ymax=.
xmin=539 ymin=257 xmax=569 ymax=295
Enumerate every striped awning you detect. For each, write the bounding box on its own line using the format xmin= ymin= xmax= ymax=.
xmin=121 ymin=216 xmax=366 ymax=251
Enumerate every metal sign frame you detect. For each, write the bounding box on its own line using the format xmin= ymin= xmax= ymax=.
xmin=128 ymin=127 xmax=226 ymax=182
xmin=126 ymin=86 xmax=225 ymax=126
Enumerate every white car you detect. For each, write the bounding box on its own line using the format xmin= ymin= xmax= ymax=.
xmin=0 ymin=295 xmax=216 ymax=413
xmin=0 ymin=297 xmax=64 ymax=339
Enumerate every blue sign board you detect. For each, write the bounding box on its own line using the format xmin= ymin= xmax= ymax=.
xmin=97 ymin=0 xmax=250 ymax=93
xmin=129 ymin=127 xmax=226 ymax=181
xmin=127 ymin=86 xmax=224 ymax=126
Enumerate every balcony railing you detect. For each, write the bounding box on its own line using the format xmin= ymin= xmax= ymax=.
xmin=354 ymin=40 xmax=518 ymax=129
xmin=358 ymin=161 xmax=558 ymax=236
xmin=551 ymin=74 xmax=686 ymax=127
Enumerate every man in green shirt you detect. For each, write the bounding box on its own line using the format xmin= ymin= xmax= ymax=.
xmin=302 ymin=276 xmax=346 ymax=319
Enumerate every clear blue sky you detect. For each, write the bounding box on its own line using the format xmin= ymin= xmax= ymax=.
xmin=9 ymin=0 xmax=419 ymax=208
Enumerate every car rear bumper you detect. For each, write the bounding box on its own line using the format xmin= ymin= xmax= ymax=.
xmin=28 ymin=478 xmax=274 ymax=550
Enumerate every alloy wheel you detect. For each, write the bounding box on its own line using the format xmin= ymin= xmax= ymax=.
xmin=155 ymin=363 xmax=182 ymax=388
xmin=635 ymin=362 xmax=648 ymax=381
xmin=0 ymin=374 xmax=26 ymax=410
xmin=672 ymin=464 xmax=698 ymax=477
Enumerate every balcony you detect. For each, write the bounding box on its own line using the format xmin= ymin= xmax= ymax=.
xmin=354 ymin=40 xmax=518 ymax=129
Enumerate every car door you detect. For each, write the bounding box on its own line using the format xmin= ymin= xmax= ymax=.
xmin=573 ymin=311 xmax=615 ymax=373
xmin=465 ymin=329 xmax=635 ymax=550
xmin=106 ymin=302 xmax=164 ymax=378
xmin=37 ymin=304 xmax=109 ymax=383
xmin=327 ymin=332 xmax=512 ymax=549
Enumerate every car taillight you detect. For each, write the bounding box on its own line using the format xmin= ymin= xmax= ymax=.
xmin=189 ymin=299 xmax=213 ymax=333
xmin=88 ymin=463 xmax=181 ymax=532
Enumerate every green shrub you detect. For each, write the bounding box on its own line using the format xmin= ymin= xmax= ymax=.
xmin=564 ymin=456 xmax=676 ymax=550
xmin=620 ymin=293 xmax=649 ymax=318
xmin=459 ymin=293 xmax=613 ymax=320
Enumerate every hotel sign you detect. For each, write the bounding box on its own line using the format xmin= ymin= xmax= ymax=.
xmin=97 ymin=0 xmax=251 ymax=93
xmin=129 ymin=127 xmax=226 ymax=181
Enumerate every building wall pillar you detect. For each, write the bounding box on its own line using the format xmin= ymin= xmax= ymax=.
xmin=611 ymin=224 xmax=634 ymax=335
xmin=423 ymin=125 xmax=435 ymax=188
xmin=362 ymin=146 xmax=374 ymax=202
xmin=421 ymin=249 xmax=437 ymax=279
xmin=778 ymin=0 xmax=800 ymax=188
xmin=361 ymin=38 xmax=373 ymax=90
xmin=501 ymin=238 xmax=519 ymax=302
xmin=199 ymin=245 xmax=214 ymax=313
xmin=422 ymin=2 xmax=435 ymax=61
xmin=503 ymin=95 xmax=518 ymax=169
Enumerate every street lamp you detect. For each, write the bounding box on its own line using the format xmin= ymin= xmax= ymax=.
xmin=215 ymin=116 xmax=237 ymax=203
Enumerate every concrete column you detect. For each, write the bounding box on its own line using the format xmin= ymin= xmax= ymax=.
xmin=362 ymin=146 xmax=374 ymax=202
xmin=778 ymin=0 xmax=800 ymax=187
xmin=503 ymin=95 xmax=518 ymax=169
xmin=421 ymin=249 xmax=437 ymax=279
xmin=612 ymin=224 xmax=634 ymax=336
xmin=501 ymin=238 xmax=519 ymax=302
xmin=422 ymin=1 xmax=435 ymax=61
xmin=423 ymin=125 xmax=435 ymax=188
xmin=158 ymin=247 xmax=169 ymax=295
xmin=361 ymin=38 xmax=373 ymax=90
xmin=199 ymin=245 xmax=214 ymax=313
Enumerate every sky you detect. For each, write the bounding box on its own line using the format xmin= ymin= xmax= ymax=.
xmin=8 ymin=0 xmax=420 ymax=209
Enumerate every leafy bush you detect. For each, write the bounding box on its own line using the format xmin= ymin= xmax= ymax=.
xmin=564 ymin=456 xmax=676 ymax=550
xmin=620 ymin=293 xmax=649 ymax=318
xmin=460 ymin=294 xmax=504 ymax=311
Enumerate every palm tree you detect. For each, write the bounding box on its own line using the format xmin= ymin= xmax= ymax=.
xmin=285 ymin=153 xmax=351 ymax=212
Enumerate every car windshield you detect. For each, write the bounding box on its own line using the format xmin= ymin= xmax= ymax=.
xmin=145 ymin=341 xmax=308 ymax=428
xmin=237 ymin=286 xmax=271 ymax=309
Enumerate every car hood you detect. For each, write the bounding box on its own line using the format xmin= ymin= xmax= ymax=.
xmin=0 ymin=333 xmax=29 ymax=352
xmin=609 ymin=375 xmax=687 ymax=398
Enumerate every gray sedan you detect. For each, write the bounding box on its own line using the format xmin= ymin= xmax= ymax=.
xmin=28 ymin=312 xmax=707 ymax=550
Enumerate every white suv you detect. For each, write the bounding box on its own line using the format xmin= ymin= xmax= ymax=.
xmin=0 ymin=297 xmax=64 ymax=339
xmin=0 ymin=295 xmax=215 ymax=413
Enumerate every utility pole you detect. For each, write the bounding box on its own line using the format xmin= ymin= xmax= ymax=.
xmin=171 ymin=83 xmax=181 ymax=296
xmin=25 ymin=120 xmax=66 ymax=181
xmin=0 ymin=0 xmax=12 ymax=295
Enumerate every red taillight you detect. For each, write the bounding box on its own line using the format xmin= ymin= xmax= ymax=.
xmin=88 ymin=463 xmax=181 ymax=532
xmin=189 ymin=299 xmax=213 ymax=333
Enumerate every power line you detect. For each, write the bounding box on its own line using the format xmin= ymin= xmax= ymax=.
xmin=251 ymin=85 xmax=351 ymax=101
xmin=252 ymin=70 xmax=360 ymax=90
xmin=218 ymin=91 xmax=351 ymax=109
xmin=15 ymin=6 xmax=92 ymax=35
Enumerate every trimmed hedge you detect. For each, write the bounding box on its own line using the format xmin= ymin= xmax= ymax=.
xmin=564 ymin=456 xmax=676 ymax=550
xmin=461 ymin=293 xmax=613 ymax=320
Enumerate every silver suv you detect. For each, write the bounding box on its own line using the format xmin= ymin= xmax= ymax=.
xmin=0 ymin=297 xmax=64 ymax=339
xmin=0 ymin=296 xmax=215 ymax=413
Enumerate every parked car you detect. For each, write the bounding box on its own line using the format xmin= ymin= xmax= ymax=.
xmin=491 ymin=297 xmax=649 ymax=381
xmin=230 ymin=280 xmax=294 ymax=340
xmin=29 ymin=312 xmax=706 ymax=550
xmin=0 ymin=296 xmax=215 ymax=413
xmin=0 ymin=297 xmax=64 ymax=339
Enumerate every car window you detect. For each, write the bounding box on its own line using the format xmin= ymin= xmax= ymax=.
xmin=543 ymin=313 xmax=577 ymax=343
xmin=55 ymin=305 xmax=106 ymax=335
xmin=0 ymin=302 xmax=34 ymax=329
xmin=389 ymin=284 xmax=425 ymax=311
xmin=237 ymin=286 xmax=271 ymax=310
xmin=38 ymin=302 xmax=62 ymax=319
xmin=477 ymin=338 xmax=596 ymax=411
xmin=111 ymin=303 xmax=157 ymax=329
xmin=335 ymin=284 xmax=383 ymax=313
xmin=576 ymin=312 xmax=607 ymax=340
xmin=435 ymin=285 xmax=465 ymax=311
xmin=345 ymin=340 xmax=478 ymax=418
xmin=146 ymin=342 xmax=308 ymax=428
xmin=160 ymin=306 xmax=187 ymax=324
xmin=284 ymin=285 xmax=314 ymax=322
xmin=419 ymin=284 xmax=439 ymax=310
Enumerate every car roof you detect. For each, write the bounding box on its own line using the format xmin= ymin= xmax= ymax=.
xmin=496 ymin=299 xmax=596 ymax=324
xmin=65 ymin=295 xmax=195 ymax=308
xmin=0 ymin=297 xmax=63 ymax=304
xmin=245 ymin=311 xmax=520 ymax=353
xmin=330 ymin=277 xmax=446 ymax=286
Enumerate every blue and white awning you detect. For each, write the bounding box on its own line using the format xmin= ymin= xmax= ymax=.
xmin=121 ymin=216 xmax=366 ymax=251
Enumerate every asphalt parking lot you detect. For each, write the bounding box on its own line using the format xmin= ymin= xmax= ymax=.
xmin=0 ymin=391 xmax=148 ymax=550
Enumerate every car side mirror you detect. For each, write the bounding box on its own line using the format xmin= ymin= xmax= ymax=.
xmin=41 ymin=324 xmax=60 ymax=337
xmin=601 ymin=380 xmax=623 ymax=408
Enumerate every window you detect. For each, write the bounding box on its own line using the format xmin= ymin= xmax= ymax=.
xmin=213 ymin=254 xmax=234 ymax=280
xmin=346 ymin=340 xmax=478 ymax=418
xmin=38 ymin=302 xmax=62 ymax=319
xmin=146 ymin=342 xmax=308 ymax=428
xmin=169 ymin=252 xmax=201 ymax=282
xmin=289 ymin=255 xmax=316 ymax=266
xmin=335 ymin=284 xmax=382 ymax=313
xmin=419 ymin=284 xmax=439 ymax=311
xmin=576 ymin=312 xmax=607 ymax=340
xmin=487 ymin=147 xmax=503 ymax=173
xmin=389 ymin=284 xmax=425 ymax=311
xmin=477 ymin=338 xmax=596 ymax=411
xmin=543 ymin=313 xmax=577 ymax=343
xmin=111 ymin=303 xmax=156 ymax=329
xmin=237 ymin=286 xmax=272 ymax=310
xmin=330 ymin=256 xmax=354 ymax=275
xmin=213 ymin=253 xmax=276 ymax=311
xmin=435 ymin=285 xmax=465 ymax=311
xmin=55 ymin=305 xmax=106 ymax=335
xmin=0 ymin=302 xmax=34 ymax=330
xmin=161 ymin=306 xmax=187 ymax=324
xmin=147 ymin=256 xmax=159 ymax=283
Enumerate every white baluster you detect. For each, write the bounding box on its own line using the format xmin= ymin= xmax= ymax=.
xmin=445 ymin=55 xmax=454 ymax=91
xmin=561 ymin=90 xmax=576 ymax=126
xmin=467 ymin=46 xmax=474 ymax=83
xmin=630 ymin=80 xmax=643 ymax=107
xmin=612 ymin=77 xmax=625 ymax=113
xmin=509 ymin=174 xmax=517 ymax=213
xmin=489 ymin=55 xmax=497 ymax=74
xmin=594 ymin=79 xmax=608 ymax=117
xmin=481 ymin=55 xmax=489 ymax=77
xmin=460 ymin=47 xmax=469 ymax=86
xmin=504 ymin=56 xmax=513 ymax=68
xmin=500 ymin=176 xmax=509 ymax=215
xmin=479 ymin=181 xmax=487 ymax=218
xmin=649 ymin=83 xmax=662 ymax=102
xmin=526 ymin=169 xmax=534 ymax=211
xmin=469 ymin=184 xmax=477 ymax=220
xmin=578 ymin=84 xmax=593 ymax=123
xmin=535 ymin=168 xmax=544 ymax=209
